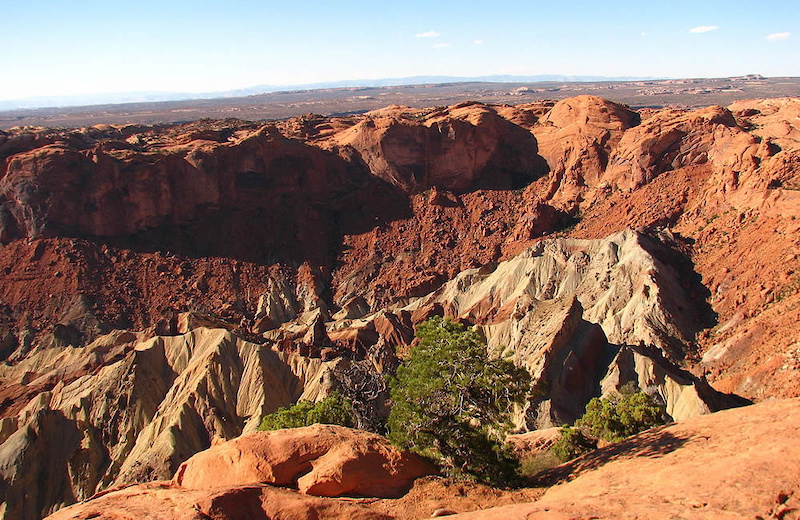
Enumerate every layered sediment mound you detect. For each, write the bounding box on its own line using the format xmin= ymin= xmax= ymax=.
xmin=0 ymin=327 xmax=356 ymax=518
xmin=403 ymin=229 xmax=737 ymax=426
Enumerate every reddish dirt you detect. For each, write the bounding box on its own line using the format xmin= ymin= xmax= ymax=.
xmin=361 ymin=476 xmax=544 ymax=520
xmin=0 ymin=237 xmax=300 ymax=344
xmin=333 ymin=189 xmax=532 ymax=307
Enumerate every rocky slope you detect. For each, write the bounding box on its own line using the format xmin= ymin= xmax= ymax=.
xmin=42 ymin=398 xmax=800 ymax=520
xmin=450 ymin=398 xmax=800 ymax=520
xmin=0 ymin=231 xmax=742 ymax=518
xmin=1 ymin=95 xmax=799 ymax=518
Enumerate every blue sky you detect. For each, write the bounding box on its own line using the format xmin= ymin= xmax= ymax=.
xmin=1 ymin=0 xmax=797 ymax=102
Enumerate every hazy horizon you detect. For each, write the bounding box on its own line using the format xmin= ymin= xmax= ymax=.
xmin=0 ymin=73 xmax=666 ymax=110
xmin=2 ymin=0 xmax=797 ymax=108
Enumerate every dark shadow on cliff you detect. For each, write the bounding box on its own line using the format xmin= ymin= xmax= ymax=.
xmin=637 ymin=231 xmax=717 ymax=360
xmin=82 ymin=170 xmax=414 ymax=267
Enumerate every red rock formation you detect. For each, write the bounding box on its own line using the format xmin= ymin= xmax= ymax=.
xmin=531 ymin=95 xmax=640 ymax=210
xmin=326 ymin=102 xmax=547 ymax=192
xmin=448 ymin=398 xmax=800 ymax=519
xmin=1 ymin=95 xmax=800 ymax=519
xmin=603 ymin=105 xmax=737 ymax=191
xmin=45 ymin=482 xmax=393 ymax=520
xmin=0 ymin=96 xmax=796 ymax=393
xmin=172 ymin=424 xmax=435 ymax=498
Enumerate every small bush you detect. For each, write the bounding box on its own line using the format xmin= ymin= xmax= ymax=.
xmin=549 ymin=426 xmax=597 ymax=462
xmin=258 ymin=391 xmax=356 ymax=431
xmin=576 ymin=390 xmax=665 ymax=443
xmin=545 ymin=389 xmax=666 ymax=463
xmin=519 ymin=451 xmax=563 ymax=477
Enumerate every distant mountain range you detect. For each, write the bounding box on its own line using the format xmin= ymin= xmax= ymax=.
xmin=0 ymin=75 xmax=657 ymax=111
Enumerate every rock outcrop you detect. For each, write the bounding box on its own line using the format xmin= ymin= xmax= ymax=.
xmin=328 ymin=102 xmax=547 ymax=192
xmin=45 ymin=482 xmax=393 ymax=520
xmin=42 ymin=397 xmax=800 ymax=520
xmin=44 ymin=424 xmax=434 ymax=520
xmin=531 ymin=95 xmax=640 ymax=209
xmin=603 ymin=105 xmax=738 ymax=191
xmin=402 ymin=229 xmax=736 ymax=427
xmin=173 ymin=424 xmax=435 ymax=498
xmin=448 ymin=398 xmax=800 ymax=520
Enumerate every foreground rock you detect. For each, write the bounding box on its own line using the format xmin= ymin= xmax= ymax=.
xmin=44 ymin=424 xmax=434 ymax=520
xmin=45 ymin=482 xmax=392 ymax=520
xmin=449 ymin=398 xmax=800 ymax=519
xmin=173 ymin=424 xmax=436 ymax=498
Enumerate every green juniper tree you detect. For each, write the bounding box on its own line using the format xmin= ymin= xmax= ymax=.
xmin=575 ymin=387 xmax=665 ymax=443
xmin=387 ymin=316 xmax=530 ymax=485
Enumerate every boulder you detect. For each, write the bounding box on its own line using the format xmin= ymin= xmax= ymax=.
xmin=172 ymin=423 xmax=436 ymax=498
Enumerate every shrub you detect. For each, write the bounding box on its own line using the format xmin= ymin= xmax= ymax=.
xmin=545 ymin=388 xmax=666 ymax=463
xmin=549 ymin=426 xmax=598 ymax=462
xmin=387 ymin=316 xmax=530 ymax=486
xmin=258 ymin=391 xmax=356 ymax=431
xmin=575 ymin=389 xmax=665 ymax=443
xmin=519 ymin=451 xmax=563 ymax=477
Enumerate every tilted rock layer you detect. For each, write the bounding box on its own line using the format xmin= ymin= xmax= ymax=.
xmin=0 ymin=327 xmax=352 ymax=518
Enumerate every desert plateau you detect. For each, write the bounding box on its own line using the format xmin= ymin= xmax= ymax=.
xmin=0 ymin=86 xmax=798 ymax=519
